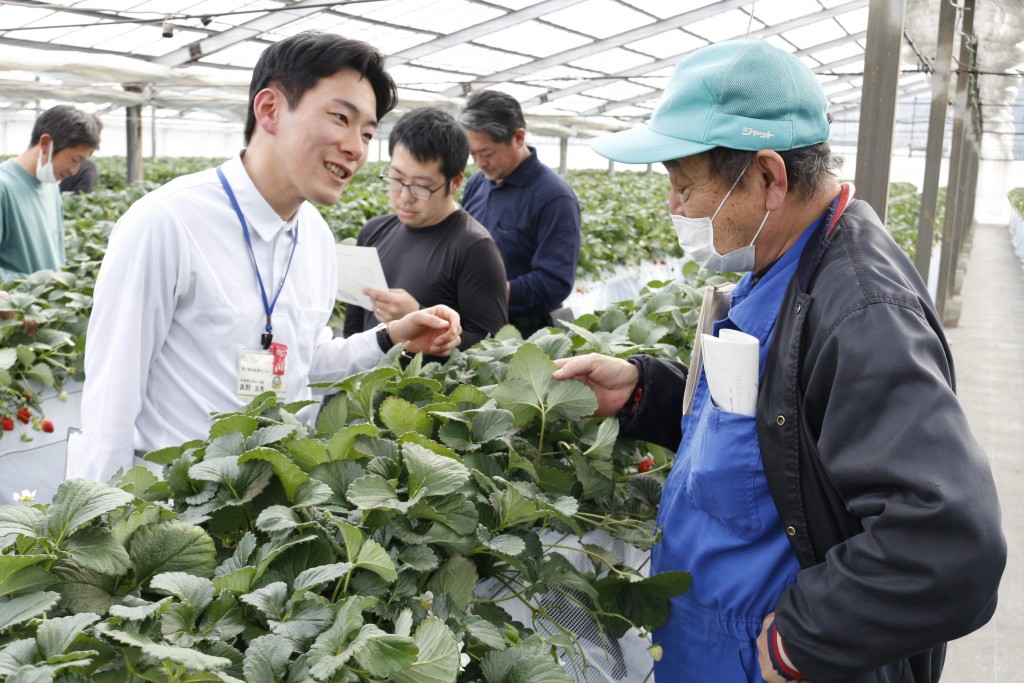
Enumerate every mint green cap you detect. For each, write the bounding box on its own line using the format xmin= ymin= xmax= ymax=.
xmin=591 ymin=40 xmax=830 ymax=164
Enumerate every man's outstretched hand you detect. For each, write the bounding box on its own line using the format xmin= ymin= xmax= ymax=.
xmin=388 ymin=305 xmax=462 ymax=356
xmin=552 ymin=353 xmax=638 ymax=417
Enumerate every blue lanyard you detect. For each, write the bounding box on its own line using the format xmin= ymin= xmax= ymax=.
xmin=217 ymin=166 xmax=299 ymax=349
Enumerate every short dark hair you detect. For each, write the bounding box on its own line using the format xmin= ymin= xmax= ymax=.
xmin=30 ymin=105 xmax=102 ymax=153
xmin=458 ymin=90 xmax=525 ymax=144
xmin=699 ymin=142 xmax=842 ymax=200
xmin=244 ymin=31 xmax=398 ymax=143
xmin=388 ymin=108 xmax=469 ymax=182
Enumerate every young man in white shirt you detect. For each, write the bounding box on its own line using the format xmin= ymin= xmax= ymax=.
xmin=78 ymin=32 xmax=462 ymax=482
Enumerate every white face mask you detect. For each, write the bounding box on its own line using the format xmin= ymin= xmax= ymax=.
xmin=670 ymin=165 xmax=770 ymax=273
xmin=35 ymin=143 xmax=57 ymax=184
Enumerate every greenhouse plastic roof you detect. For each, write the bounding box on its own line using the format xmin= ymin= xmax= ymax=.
xmin=0 ymin=0 xmax=1021 ymax=151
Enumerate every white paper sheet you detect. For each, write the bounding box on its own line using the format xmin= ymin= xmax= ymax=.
xmin=335 ymin=244 xmax=388 ymax=309
xmin=700 ymin=329 xmax=759 ymax=416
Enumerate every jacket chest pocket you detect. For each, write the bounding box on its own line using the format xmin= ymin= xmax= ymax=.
xmin=684 ymin=391 xmax=765 ymax=540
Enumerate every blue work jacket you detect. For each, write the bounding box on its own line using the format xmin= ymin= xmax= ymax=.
xmin=651 ymin=220 xmax=817 ymax=682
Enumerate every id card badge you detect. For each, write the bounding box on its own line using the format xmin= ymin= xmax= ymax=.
xmin=237 ymin=342 xmax=288 ymax=400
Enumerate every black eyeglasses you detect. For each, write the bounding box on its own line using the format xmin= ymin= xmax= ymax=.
xmin=379 ymin=175 xmax=445 ymax=201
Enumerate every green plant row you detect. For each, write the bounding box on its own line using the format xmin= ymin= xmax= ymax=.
xmin=0 ymin=289 xmax=722 ymax=680
xmin=886 ymin=182 xmax=946 ymax=262
xmin=0 ymin=184 xmax=154 ymax=441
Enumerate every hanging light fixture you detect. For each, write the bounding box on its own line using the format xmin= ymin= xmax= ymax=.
xmin=161 ymin=18 xmax=173 ymax=38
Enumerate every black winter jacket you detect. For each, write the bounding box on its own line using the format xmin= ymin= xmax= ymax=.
xmin=623 ymin=197 xmax=1005 ymax=683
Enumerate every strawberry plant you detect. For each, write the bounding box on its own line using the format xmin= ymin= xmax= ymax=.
xmin=0 ymin=270 xmax=88 ymax=443
xmin=566 ymin=170 xmax=680 ymax=279
xmin=0 ymin=326 xmax=693 ymax=681
xmin=886 ymin=183 xmax=946 ymax=261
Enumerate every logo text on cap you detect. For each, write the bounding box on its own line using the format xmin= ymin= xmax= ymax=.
xmin=742 ymin=127 xmax=774 ymax=139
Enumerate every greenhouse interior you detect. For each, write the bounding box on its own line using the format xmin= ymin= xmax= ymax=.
xmin=0 ymin=0 xmax=1022 ymax=681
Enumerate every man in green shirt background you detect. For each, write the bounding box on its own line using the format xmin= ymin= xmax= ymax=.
xmin=0 ymin=105 xmax=102 ymax=282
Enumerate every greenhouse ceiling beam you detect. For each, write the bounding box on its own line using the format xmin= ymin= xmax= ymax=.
xmin=7 ymin=0 xmax=141 ymax=26
xmin=5 ymin=0 xmax=216 ymax=51
xmin=0 ymin=35 xmax=250 ymax=73
xmin=577 ymin=30 xmax=870 ymax=117
xmin=527 ymin=3 xmax=869 ymax=109
xmin=321 ymin=5 xmax=545 ymax=71
xmin=440 ymin=0 xmax=752 ymax=98
xmin=828 ymin=81 xmax=932 ymax=117
xmin=322 ymin=7 xmax=440 ymax=39
xmin=387 ymin=0 xmax=589 ymax=66
xmin=528 ymin=16 xmax=868 ymax=112
xmin=821 ymin=73 xmax=864 ymax=94
xmin=811 ymin=53 xmax=866 ymax=75
xmin=0 ymin=35 xmax=130 ymax=58
xmin=153 ymin=0 xmax=331 ymax=66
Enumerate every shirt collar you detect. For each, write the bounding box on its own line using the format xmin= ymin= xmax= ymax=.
xmin=220 ymin=153 xmax=297 ymax=241
xmin=490 ymin=146 xmax=539 ymax=189
xmin=726 ymin=214 xmax=823 ymax=342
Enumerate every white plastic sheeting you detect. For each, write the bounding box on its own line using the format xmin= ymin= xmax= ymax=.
xmin=1010 ymin=206 xmax=1024 ymax=267
xmin=477 ymin=528 xmax=656 ymax=683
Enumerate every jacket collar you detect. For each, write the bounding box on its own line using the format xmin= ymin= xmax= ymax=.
xmin=796 ymin=183 xmax=855 ymax=293
xmin=491 ymin=146 xmax=539 ymax=189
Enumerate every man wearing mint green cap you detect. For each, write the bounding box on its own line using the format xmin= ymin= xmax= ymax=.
xmin=554 ymin=40 xmax=1004 ymax=682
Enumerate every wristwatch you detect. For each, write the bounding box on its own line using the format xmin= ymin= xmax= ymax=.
xmin=373 ymin=322 xmax=395 ymax=352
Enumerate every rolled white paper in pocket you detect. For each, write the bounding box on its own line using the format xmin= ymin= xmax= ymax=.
xmin=701 ymin=329 xmax=759 ymax=416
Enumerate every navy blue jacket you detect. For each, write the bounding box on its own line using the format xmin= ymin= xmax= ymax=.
xmin=461 ymin=147 xmax=580 ymax=318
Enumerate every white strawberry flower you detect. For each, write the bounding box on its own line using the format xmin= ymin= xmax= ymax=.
xmin=13 ymin=489 xmax=36 ymax=504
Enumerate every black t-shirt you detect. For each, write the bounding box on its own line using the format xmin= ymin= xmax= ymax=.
xmin=343 ymin=208 xmax=508 ymax=352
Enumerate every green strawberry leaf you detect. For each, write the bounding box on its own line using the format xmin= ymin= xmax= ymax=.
xmin=47 ymin=479 xmax=134 ymax=545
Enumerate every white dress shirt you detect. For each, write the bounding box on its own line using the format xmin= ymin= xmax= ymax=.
xmin=75 ymin=154 xmax=381 ymax=482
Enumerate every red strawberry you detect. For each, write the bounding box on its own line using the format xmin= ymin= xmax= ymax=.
xmin=638 ymin=457 xmax=655 ymax=473
xmin=1 ymin=417 xmax=13 ymax=431
xmin=41 ymin=418 xmax=54 ymax=433
xmin=16 ymin=407 xmax=30 ymax=424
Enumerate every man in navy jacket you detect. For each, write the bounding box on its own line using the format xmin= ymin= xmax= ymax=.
xmin=459 ymin=90 xmax=581 ymax=337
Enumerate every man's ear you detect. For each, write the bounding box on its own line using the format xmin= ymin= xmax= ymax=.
xmin=449 ymin=172 xmax=465 ymax=194
xmin=754 ymin=149 xmax=789 ymax=212
xmin=37 ymin=133 xmax=53 ymax=156
xmin=512 ymin=128 xmax=526 ymax=149
xmin=252 ymin=88 xmax=283 ymax=137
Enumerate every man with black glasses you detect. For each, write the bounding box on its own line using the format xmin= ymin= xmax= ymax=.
xmin=345 ymin=107 xmax=507 ymax=356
